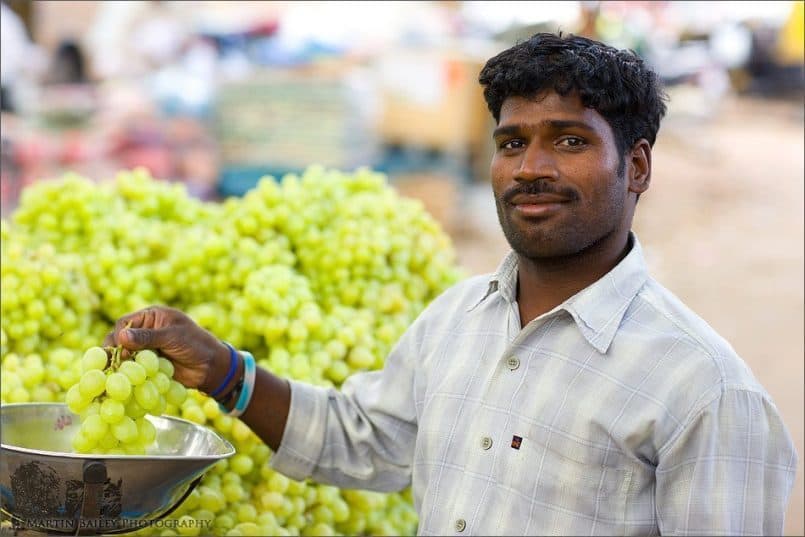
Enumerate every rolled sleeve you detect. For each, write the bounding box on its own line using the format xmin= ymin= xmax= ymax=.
xmin=656 ymin=387 xmax=798 ymax=536
xmin=268 ymin=379 xmax=330 ymax=481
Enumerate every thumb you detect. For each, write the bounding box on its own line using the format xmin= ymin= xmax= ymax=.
xmin=120 ymin=327 xmax=168 ymax=350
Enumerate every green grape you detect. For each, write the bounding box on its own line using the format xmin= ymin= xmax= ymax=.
xmin=81 ymin=346 xmax=108 ymax=372
xmin=202 ymin=398 xmax=221 ymax=420
xmin=304 ymin=522 xmax=335 ymax=537
xmin=153 ymin=372 xmax=171 ymax=394
xmin=65 ymin=384 xmax=90 ymax=413
xmin=176 ymin=515 xmax=201 ymax=537
xmin=222 ymin=483 xmax=245 ymax=503
xmin=81 ymin=414 xmax=108 ymax=442
xmin=232 ymin=522 xmax=259 ymax=536
xmin=229 ymin=454 xmax=254 ymax=476
xmin=231 ymin=421 xmax=253 ymax=444
xmin=214 ymin=513 xmax=236 ymax=532
xmin=191 ymin=509 xmax=215 ymax=529
xmin=71 ymin=430 xmax=95 ymax=453
xmin=166 ymin=380 xmax=187 ymax=406
xmin=125 ymin=397 xmax=148 ymax=419
xmin=260 ymin=491 xmax=283 ymax=511
xmin=158 ymin=356 xmax=175 ymax=377
xmin=99 ymin=434 xmax=119 ymax=450
xmin=135 ymin=349 xmax=160 ymax=377
xmin=134 ymin=380 xmax=159 ymax=410
xmin=136 ymin=417 xmax=157 ymax=444
xmin=198 ymin=487 xmax=226 ymax=513
xmin=80 ymin=401 xmax=102 ymax=420
xmin=100 ymin=398 xmax=125 ymax=424
xmin=106 ymin=372 xmax=132 ymax=401
xmin=79 ymin=369 xmax=106 ymax=399
xmin=119 ymin=360 xmax=147 ymax=386
xmin=268 ymin=472 xmax=290 ymax=493
xmin=347 ymin=346 xmax=374 ymax=369
xmin=182 ymin=403 xmax=206 ymax=425
xmin=331 ymin=498 xmax=350 ymax=523
xmin=112 ymin=416 xmax=138 ymax=443
xmin=236 ymin=504 xmax=257 ymax=523
xmin=153 ymin=394 xmax=167 ymax=416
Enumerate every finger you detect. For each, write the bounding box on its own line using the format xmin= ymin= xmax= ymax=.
xmin=114 ymin=309 xmax=147 ymax=333
xmin=110 ymin=307 xmax=163 ymax=348
xmin=118 ymin=306 xmax=165 ymax=332
xmin=118 ymin=326 xmax=172 ymax=351
xmin=103 ymin=331 xmax=115 ymax=348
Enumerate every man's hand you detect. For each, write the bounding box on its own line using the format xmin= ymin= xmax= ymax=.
xmin=105 ymin=305 xmax=292 ymax=452
xmin=103 ymin=306 xmax=230 ymax=394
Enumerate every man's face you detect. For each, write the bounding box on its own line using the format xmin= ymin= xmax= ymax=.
xmin=491 ymin=91 xmax=631 ymax=260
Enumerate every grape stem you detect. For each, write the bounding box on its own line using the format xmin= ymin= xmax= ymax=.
xmin=105 ymin=320 xmax=133 ymax=371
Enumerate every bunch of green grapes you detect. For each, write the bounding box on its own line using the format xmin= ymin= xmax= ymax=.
xmin=66 ymin=345 xmax=188 ymax=455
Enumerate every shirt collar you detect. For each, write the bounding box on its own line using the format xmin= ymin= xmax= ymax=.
xmin=468 ymin=233 xmax=649 ymax=354
xmin=467 ymin=249 xmax=518 ymax=312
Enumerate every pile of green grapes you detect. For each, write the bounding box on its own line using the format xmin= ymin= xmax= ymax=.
xmin=1 ymin=166 xmax=464 ymax=536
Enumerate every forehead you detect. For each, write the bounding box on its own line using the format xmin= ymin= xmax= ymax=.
xmin=498 ymin=92 xmax=612 ymax=134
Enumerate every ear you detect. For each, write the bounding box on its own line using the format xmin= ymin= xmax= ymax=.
xmin=627 ymin=139 xmax=651 ymax=196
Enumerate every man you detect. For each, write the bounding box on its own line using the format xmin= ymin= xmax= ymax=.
xmin=106 ymin=33 xmax=797 ymax=535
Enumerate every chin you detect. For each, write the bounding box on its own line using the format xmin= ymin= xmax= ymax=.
xmin=503 ymin=229 xmax=572 ymax=259
xmin=502 ymin=222 xmax=612 ymax=261
xmin=511 ymin=241 xmax=579 ymax=260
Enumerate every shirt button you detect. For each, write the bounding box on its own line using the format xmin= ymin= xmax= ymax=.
xmin=480 ymin=436 xmax=493 ymax=450
xmin=506 ymin=356 xmax=520 ymax=370
xmin=455 ymin=518 xmax=467 ymax=532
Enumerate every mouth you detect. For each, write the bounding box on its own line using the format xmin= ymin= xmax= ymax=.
xmin=509 ymin=193 xmax=572 ymax=218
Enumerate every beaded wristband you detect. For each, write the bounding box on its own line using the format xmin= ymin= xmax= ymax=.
xmin=228 ymin=351 xmax=256 ymax=418
xmin=209 ymin=342 xmax=239 ymax=399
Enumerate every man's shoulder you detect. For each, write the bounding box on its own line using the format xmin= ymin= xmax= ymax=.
xmin=626 ymin=277 xmax=763 ymax=392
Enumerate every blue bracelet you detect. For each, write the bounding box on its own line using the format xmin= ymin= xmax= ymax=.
xmin=228 ymin=351 xmax=256 ymax=418
xmin=209 ymin=342 xmax=239 ymax=399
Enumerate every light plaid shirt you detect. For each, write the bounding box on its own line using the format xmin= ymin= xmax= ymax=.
xmin=270 ymin=234 xmax=797 ymax=536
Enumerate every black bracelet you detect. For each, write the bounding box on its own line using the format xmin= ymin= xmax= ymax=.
xmin=217 ymin=377 xmax=244 ymax=407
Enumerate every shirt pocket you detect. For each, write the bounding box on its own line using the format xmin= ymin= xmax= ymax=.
xmin=501 ymin=428 xmax=633 ymax=535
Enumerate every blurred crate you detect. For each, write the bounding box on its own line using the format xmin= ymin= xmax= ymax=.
xmin=217 ymin=164 xmax=294 ymax=198
xmin=375 ymin=144 xmax=468 ymax=180
xmin=213 ymin=65 xmax=376 ymax=195
xmin=375 ymin=47 xmax=493 ymax=154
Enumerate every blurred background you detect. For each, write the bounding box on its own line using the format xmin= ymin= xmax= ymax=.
xmin=0 ymin=1 xmax=802 ymax=533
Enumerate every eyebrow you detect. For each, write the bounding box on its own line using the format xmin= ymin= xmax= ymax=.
xmin=492 ymin=120 xmax=596 ymax=139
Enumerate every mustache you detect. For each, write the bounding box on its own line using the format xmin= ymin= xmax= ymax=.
xmin=501 ymin=181 xmax=579 ymax=204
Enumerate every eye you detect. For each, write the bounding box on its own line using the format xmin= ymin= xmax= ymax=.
xmin=499 ymin=139 xmax=525 ymax=150
xmin=557 ymin=136 xmax=586 ymax=148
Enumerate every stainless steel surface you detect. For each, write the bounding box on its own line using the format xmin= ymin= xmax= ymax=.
xmin=0 ymin=403 xmax=235 ymax=534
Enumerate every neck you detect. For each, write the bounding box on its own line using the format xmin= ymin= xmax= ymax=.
xmin=516 ymin=231 xmax=632 ymax=327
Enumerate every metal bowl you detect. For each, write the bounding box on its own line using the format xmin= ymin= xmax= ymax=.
xmin=1 ymin=403 xmax=235 ymax=534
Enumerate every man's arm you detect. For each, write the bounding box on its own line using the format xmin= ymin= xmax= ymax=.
xmin=267 ymin=325 xmax=420 ymax=491
xmin=655 ymin=387 xmax=797 ymax=536
xmin=106 ymin=304 xmax=420 ymax=491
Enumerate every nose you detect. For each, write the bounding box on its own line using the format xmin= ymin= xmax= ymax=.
xmin=515 ymin=143 xmax=559 ymax=182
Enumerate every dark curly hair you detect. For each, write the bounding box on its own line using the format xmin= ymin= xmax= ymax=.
xmin=479 ymin=32 xmax=668 ymax=162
